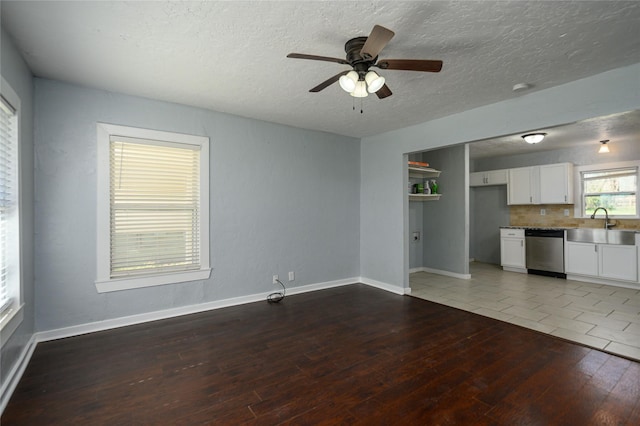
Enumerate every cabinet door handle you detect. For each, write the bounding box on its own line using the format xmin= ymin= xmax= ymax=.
xmin=530 ymin=196 xmax=532 ymax=203
xmin=521 ymin=240 xmax=523 ymax=247
xmin=595 ymin=245 xmax=598 ymax=252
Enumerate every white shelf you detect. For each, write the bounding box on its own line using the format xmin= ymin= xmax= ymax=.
xmin=409 ymin=194 xmax=442 ymax=202
xmin=409 ymin=167 xmax=441 ymax=178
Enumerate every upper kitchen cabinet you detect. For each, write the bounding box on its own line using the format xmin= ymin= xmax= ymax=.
xmin=539 ymin=163 xmax=574 ymax=204
xmin=507 ymin=163 xmax=573 ymax=205
xmin=508 ymin=166 xmax=539 ymax=205
xmin=469 ymin=169 xmax=508 ymax=187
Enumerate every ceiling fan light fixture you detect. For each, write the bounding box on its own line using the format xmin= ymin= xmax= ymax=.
xmin=598 ymin=140 xmax=610 ymax=153
xmin=522 ymin=133 xmax=546 ymax=144
xmin=350 ymin=80 xmax=369 ymax=98
xmin=339 ymin=71 xmax=358 ymax=93
xmin=365 ymin=71 xmax=385 ymax=93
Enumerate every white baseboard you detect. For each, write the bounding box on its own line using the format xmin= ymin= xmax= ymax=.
xmin=1 ymin=334 xmax=37 ymax=415
xmin=409 ymin=267 xmax=471 ymax=280
xmin=37 ymin=277 xmax=361 ymax=343
xmin=359 ymin=277 xmax=405 ymax=295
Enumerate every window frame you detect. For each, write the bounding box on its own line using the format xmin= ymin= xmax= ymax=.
xmin=0 ymin=76 xmax=23 ymax=346
xmin=96 ymin=123 xmax=211 ymax=293
xmin=574 ymin=160 xmax=640 ymax=219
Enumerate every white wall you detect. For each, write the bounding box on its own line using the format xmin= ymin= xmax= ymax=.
xmin=360 ymin=63 xmax=640 ymax=290
xmin=34 ymin=79 xmax=361 ymax=331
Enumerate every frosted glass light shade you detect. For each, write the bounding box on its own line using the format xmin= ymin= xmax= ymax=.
xmin=365 ymin=71 xmax=385 ymax=93
xmin=522 ymin=133 xmax=546 ymax=144
xmin=350 ymin=80 xmax=369 ymax=98
xmin=339 ymin=71 xmax=358 ymax=93
xmin=598 ymin=141 xmax=610 ymax=153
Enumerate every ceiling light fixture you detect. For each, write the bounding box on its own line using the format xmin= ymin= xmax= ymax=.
xmin=598 ymin=139 xmax=610 ymax=153
xmin=338 ymin=71 xmax=358 ymax=93
xmin=350 ymin=80 xmax=369 ymax=98
xmin=512 ymin=83 xmax=531 ymax=92
xmin=365 ymin=71 xmax=385 ymax=93
xmin=522 ymin=133 xmax=546 ymax=144
xmin=339 ymin=70 xmax=385 ymax=98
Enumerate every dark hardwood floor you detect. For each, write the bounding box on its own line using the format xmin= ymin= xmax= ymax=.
xmin=3 ymin=284 xmax=640 ymax=425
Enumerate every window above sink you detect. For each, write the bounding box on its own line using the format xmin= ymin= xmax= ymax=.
xmin=576 ymin=160 xmax=639 ymax=219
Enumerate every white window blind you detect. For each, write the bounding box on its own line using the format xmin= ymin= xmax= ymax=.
xmin=109 ymin=136 xmax=202 ymax=278
xmin=0 ymin=94 xmax=17 ymax=316
xmin=582 ymin=167 xmax=638 ymax=217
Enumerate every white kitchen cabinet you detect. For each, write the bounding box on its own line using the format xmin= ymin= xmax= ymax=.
xmin=539 ymin=163 xmax=574 ymax=204
xmin=507 ymin=167 xmax=539 ymax=205
xmin=565 ymin=242 xmax=599 ymax=276
xmin=600 ymin=244 xmax=638 ymax=282
xmin=470 ymin=169 xmax=508 ymax=187
xmin=566 ymin=241 xmax=638 ymax=282
xmin=500 ymin=228 xmax=526 ymax=271
xmin=507 ymin=163 xmax=573 ymax=205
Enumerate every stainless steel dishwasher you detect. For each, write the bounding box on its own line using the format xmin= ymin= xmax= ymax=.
xmin=525 ymin=229 xmax=566 ymax=278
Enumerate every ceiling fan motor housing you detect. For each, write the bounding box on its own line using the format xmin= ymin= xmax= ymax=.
xmin=345 ymin=37 xmax=376 ymax=76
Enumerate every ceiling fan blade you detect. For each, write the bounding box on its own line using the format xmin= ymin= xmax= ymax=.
xmin=360 ymin=25 xmax=395 ymax=60
xmin=376 ymin=84 xmax=392 ymax=99
xmin=287 ymin=53 xmax=349 ymax=65
xmin=309 ymin=71 xmax=350 ymax=92
xmin=376 ymin=59 xmax=443 ymax=73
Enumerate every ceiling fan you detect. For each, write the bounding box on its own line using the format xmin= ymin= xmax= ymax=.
xmin=287 ymin=25 xmax=443 ymax=99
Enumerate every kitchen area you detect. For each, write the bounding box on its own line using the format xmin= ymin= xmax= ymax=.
xmin=409 ymin=109 xmax=640 ymax=361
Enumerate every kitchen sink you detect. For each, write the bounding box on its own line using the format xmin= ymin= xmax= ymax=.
xmin=566 ymin=228 xmax=637 ymax=246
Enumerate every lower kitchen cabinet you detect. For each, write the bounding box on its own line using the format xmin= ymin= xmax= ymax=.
xmin=500 ymin=229 xmax=526 ymax=271
xmin=566 ymin=241 xmax=638 ymax=282
xmin=600 ymin=244 xmax=638 ymax=282
xmin=565 ymin=242 xmax=598 ymax=276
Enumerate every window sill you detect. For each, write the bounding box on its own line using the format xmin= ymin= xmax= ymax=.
xmin=95 ymin=268 xmax=212 ymax=293
xmin=0 ymin=304 xmax=24 ymax=348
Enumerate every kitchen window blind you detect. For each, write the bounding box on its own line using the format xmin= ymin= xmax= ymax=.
xmin=109 ymin=136 xmax=201 ymax=278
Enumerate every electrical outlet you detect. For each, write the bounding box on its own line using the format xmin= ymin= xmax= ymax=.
xmin=564 ymin=209 xmax=570 ymax=217
xmin=288 ymin=271 xmax=295 ymax=281
xmin=272 ymin=275 xmax=278 ymax=284
xmin=540 ymin=209 xmax=546 ymax=216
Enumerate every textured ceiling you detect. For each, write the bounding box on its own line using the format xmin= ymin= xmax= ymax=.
xmin=2 ymin=1 xmax=640 ymax=139
xmin=468 ymin=109 xmax=640 ymax=159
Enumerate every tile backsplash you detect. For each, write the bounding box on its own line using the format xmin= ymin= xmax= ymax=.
xmin=509 ymin=205 xmax=640 ymax=230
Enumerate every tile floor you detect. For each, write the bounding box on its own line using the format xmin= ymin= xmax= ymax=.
xmin=410 ymin=262 xmax=640 ymax=361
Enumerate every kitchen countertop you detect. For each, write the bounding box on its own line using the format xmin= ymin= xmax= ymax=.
xmin=500 ymin=226 xmax=574 ymax=230
xmin=501 ymin=226 xmax=640 ymax=232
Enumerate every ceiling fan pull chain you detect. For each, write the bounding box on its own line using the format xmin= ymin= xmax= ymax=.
xmin=361 ymin=98 xmax=364 ymax=114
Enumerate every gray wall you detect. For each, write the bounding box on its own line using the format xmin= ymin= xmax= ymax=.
xmin=421 ymin=145 xmax=468 ymax=274
xmin=470 ymin=185 xmax=509 ymax=264
xmin=34 ymin=79 xmax=360 ymax=331
xmin=0 ymin=28 xmax=35 ymax=389
xmin=360 ymin=62 xmax=640 ymax=291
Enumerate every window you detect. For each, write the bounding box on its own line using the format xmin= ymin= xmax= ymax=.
xmin=578 ymin=163 xmax=639 ymax=218
xmin=96 ymin=123 xmax=210 ymax=293
xmin=0 ymin=76 xmax=22 ymax=342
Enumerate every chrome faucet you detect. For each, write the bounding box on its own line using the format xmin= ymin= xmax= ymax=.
xmin=590 ymin=207 xmax=615 ymax=229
